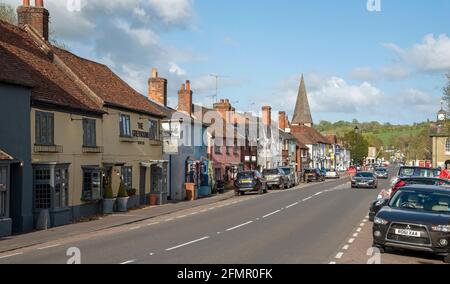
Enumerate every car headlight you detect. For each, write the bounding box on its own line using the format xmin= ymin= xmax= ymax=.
xmin=431 ymin=225 xmax=450 ymax=232
xmin=374 ymin=217 xmax=389 ymax=225
xmin=375 ymin=199 xmax=386 ymax=207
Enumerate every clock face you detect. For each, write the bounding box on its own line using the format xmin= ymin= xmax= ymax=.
xmin=438 ymin=113 xmax=446 ymax=121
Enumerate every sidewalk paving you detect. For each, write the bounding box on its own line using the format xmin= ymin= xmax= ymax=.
xmin=0 ymin=190 xmax=236 ymax=254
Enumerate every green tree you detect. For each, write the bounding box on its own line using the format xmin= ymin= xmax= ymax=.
xmin=0 ymin=3 xmax=17 ymax=25
xmin=444 ymin=74 xmax=450 ymax=111
xmin=343 ymin=130 xmax=369 ymax=165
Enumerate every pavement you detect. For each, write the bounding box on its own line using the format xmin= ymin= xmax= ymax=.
xmin=0 ymin=174 xmax=386 ymax=264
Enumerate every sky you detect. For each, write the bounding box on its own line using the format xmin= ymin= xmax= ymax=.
xmin=4 ymin=0 xmax=450 ymax=124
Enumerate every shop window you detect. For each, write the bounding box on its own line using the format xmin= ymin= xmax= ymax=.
xmin=119 ymin=114 xmax=131 ymax=137
xmin=82 ymin=167 xmax=103 ymax=201
xmin=83 ymin=119 xmax=97 ymax=147
xmin=149 ymin=119 xmax=159 ymax=141
xmin=122 ymin=166 xmax=133 ymax=190
xmin=33 ymin=164 xmax=69 ymax=210
xmin=35 ymin=111 xmax=54 ymax=145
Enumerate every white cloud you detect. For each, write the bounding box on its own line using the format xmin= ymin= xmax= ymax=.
xmin=308 ymin=77 xmax=383 ymax=113
xmin=382 ymin=34 xmax=450 ymax=73
xmin=169 ymin=62 xmax=187 ymax=76
xmin=350 ymin=67 xmax=377 ymax=82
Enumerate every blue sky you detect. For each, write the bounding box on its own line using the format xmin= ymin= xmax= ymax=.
xmin=5 ymin=0 xmax=450 ymax=124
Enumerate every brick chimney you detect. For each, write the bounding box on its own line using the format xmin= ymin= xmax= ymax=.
xmin=213 ymin=99 xmax=233 ymax=121
xmin=148 ymin=68 xmax=168 ymax=106
xmin=178 ymin=80 xmax=193 ymax=116
xmin=262 ymin=106 xmax=272 ymax=126
xmin=17 ymin=0 xmax=50 ymax=41
xmin=279 ymin=111 xmax=286 ymax=130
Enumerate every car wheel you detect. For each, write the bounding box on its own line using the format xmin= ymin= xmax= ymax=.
xmin=234 ymin=191 xmax=240 ymax=197
xmin=444 ymin=254 xmax=450 ymax=264
xmin=372 ymin=243 xmax=385 ymax=254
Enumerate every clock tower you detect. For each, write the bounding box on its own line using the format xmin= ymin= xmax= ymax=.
xmin=437 ymin=108 xmax=447 ymax=125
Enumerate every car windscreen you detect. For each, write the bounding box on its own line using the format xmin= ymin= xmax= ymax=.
xmin=399 ymin=168 xmax=415 ymax=176
xmin=355 ymin=173 xmax=374 ymax=178
xmin=375 ymin=168 xmax=386 ymax=172
xmin=263 ymin=169 xmax=279 ymax=175
xmin=280 ymin=168 xmax=291 ymax=175
xmin=405 ymin=179 xmax=450 ymax=187
xmin=237 ymin=172 xmax=254 ymax=179
xmin=390 ymin=190 xmax=450 ymax=214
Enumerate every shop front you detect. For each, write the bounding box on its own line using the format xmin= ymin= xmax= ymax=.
xmin=185 ymin=157 xmax=212 ymax=198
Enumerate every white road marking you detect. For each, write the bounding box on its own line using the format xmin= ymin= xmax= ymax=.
xmin=120 ymin=259 xmax=136 ymax=264
xmin=315 ymin=192 xmax=323 ymax=196
xmin=165 ymin=236 xmax=210 ymax=251
xmin=362 ymin=219 xmax=368 ymax=223
xmin=343 ymin=245 xmax=350 ymax=250
xmin=176 ymin=215 xmax=187 ymax=219
xmin=0 ymin=252 xmax=23 ymax=259
xmin=360 ymin=223 xmax=365 ymax=227
xmin=145 ymin=222 xmax=159 ymax=227
xmin=353 ymin=233 xmax=359 ymax=237
xmin=262 ymin=210 xmax=281 ymax=219
xmin=129 ymin=226 xmax=141 ymax=230
xmin=335 ymin=252 xmax=344 ymax=259
xmin=226 ymin=221 xmax=254 ymax=232
xmin=165 ymin=218 xmax=174 ymax=222
xmin=37 ymin=244 xmax=61 ymax=250
xmin=329 ymin=261 xmax=337 ymax=264
xmin=286 ymin=202 xmax=299 ymax=209
xmin=149 ymin=253 xmax=155 ymax=256
xmin=302 ymin=197 xmax=312 ymax=202
xmin=356 ymin=228 xmax=362 ymax=232
xmin=348 ymin=238 xmax=355 ymax=244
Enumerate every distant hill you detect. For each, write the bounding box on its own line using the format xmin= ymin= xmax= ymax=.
xmin=315 ymin=120 xmax=429 ymax=147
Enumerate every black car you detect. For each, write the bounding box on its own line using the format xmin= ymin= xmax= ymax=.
xmin=351 ymin=172 xmax=378 ymax=189
xmin=369 ymin=177 xmax=450 ymax=221
xmin=398 ymin=166 xmax=440 ymax=178
xmin=234 ymin=171 xmax=268 ymax=196
xmin=372 ymin=185 xmax=450 ymax=263
xmin=304 ymin=169 xmax=325 ymax=183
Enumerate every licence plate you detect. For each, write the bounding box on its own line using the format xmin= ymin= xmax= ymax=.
xmin=242 ymin=179 xmax=252 ymax=183
xmin=395 ymin=229 xmax=421 ymax=238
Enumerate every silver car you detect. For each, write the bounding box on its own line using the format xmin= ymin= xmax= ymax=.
xmin=279 ymin=167 xmax=297 ymax=188
xmin=262 ymin=168 xmax=289 ymax=190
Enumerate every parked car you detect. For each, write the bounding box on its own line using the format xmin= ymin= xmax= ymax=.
xmin=398 ymin=166 xmax=440 ymax=178
xmin=304 ymin=169 xmax=325 ymax=183
xmin=325 ymin=169 xmax=340 ymax=179
xmin=374 ymin=167 xmax=389 ymax=179
xmin=262 ymin=168 xmax=289 ymax=190
xmin=279 ymin=167 xmax=297 ymax=188
xmin=351 ymin=172 xmax=378 ymax=189
xmin=372 ymin=185 xmax=450 ymax=263
xmin=369 ymin=177 xmax=450 ymax=221
xmin=234 ymin=171 xmax=268 ymax=196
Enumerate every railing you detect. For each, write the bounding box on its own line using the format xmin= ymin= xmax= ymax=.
xmin=34 ymin=144 xmax=63 ymax=153
xmin=82 ymin=146 xmax=104 ymax=153
xmin=0 ymin=190 xmax=7 ymax=218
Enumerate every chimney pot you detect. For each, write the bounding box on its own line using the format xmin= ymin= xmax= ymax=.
xmin=23 ymin=0 xmax=30 ymax=6
xmin=186 ymin=80 xmax=191 ymax=91
xmin=35 ymin=0 xmax=44 ymax=7
xmin=151 ymin=68 xmax=158 ymax=78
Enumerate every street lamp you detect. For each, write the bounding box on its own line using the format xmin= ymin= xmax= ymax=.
xmin=354 ymin=126 xmax=360 ymax=134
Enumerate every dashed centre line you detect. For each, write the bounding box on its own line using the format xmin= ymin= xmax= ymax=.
xmin=0 ymin=252 xmax=23 ymax=259
xmin=120 ymin=259 xmax=136 ymax=264
xmin=226 ymin=221 xmax=253 ymax=232
xmin=166 ymin=236 xmax=210 ymax=251
xmin=262 ymin=210 xmax=282 ymax=219
xmin=285 ymin=202 xmax=299 ymax=209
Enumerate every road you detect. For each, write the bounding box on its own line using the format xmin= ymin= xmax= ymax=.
xmin=0 ymin=177 xmax=384 ymax=264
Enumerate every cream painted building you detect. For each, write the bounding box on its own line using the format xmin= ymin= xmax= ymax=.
xmin=430 ymin=108 xmax=450 ymax=168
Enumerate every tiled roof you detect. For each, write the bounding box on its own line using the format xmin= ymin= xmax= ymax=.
xmin=0 ymin=20 xmax=103 ymax=114
xmin=0 ymin=149 xmax=14 ymax=161
xmin=292 ymin=125 xmax=330 ymax=145
xmin=52 ymin=47 xmax=168 ymax=117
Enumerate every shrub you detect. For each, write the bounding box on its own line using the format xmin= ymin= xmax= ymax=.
xmin=117 ymin=182 xmax=129 ymax=198
xmin=104 ymin=183 xmax=114 ymax=199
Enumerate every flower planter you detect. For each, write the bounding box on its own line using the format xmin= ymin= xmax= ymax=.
xmin=127 ymin=195 xmax=139 ymax=209
xmin=102 ymin=198 xmax=116 ymax=214
xmin=116 ymin=197 xmax=129 ymax=212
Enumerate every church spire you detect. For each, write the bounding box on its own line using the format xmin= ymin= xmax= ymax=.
xmin=292 ymin=74 xmax=313 ymax=127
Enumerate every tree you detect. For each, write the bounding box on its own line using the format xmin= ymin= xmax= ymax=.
xmin=444 ymin=74 xmax=450 ymax=111
xmin=342 ymin=130 xmax=369 ymax=165
xmin=0 ymin=3 xmax=17 ymax=25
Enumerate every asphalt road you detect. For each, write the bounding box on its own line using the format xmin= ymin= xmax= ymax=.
xmin=0 ymin=176 xmax=386 ymax=264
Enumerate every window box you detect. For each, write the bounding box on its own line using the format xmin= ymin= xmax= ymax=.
xmin=82 ymin=146 xmax=104 ymax=153
xmin=120 ymin=136 xmax=139 ymax=143
xmin=34 ymin=144 xmax=63 ymax=153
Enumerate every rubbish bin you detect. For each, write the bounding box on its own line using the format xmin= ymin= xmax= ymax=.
xmin=185 ymin=183 xmax=197 ymax=201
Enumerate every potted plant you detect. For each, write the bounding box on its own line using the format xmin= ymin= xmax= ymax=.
xmin=102 ymin=183 xmax=115 ymax=214
xmin=116 ymin=182 xmax=129 ymax=212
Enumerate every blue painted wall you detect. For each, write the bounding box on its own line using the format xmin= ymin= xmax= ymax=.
xmin=0 ymin=83 xmax=33 ymax=233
